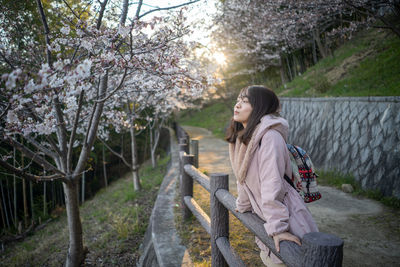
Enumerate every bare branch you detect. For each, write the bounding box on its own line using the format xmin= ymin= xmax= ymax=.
xmin=0 ymin=159 xmax=66 ymax=182
xmin=2 ymin=137 xmax=65 ymax=176
xmin=138 ymin=0 xmax=200 ymax=19
xmin=98 ymin=137 xmax=132 ymax=170
xmin=135 ymin=0 xmax=143 ymax=19
xmin=67 ymin=90 xmax=84 ymax=172
xmin=96 ymin=0 xmax=109 ymax=30
xmin=134 ymin=120 xmax=151 ymax=136
xmin=0 ymin=103 xmax=11 ymax=120
xmin=35 ymin=0 xmax=52 ymax=67
xmin=23 ymin=135 xmax=59 ymax=159
xmin=120 ymin=0 xmax=129 ymax=26
xmin=53 ymin=96 xmax=68 ymax=169
xmin=74 ymin=72 xmax=108 ymax=178
xmin=62 ymin=0 xmax=81 ymax=20
xmin=94 ymin=68 xmax=127 ymax=103
xmin=0 ymin=51 xmax=15 ymax=70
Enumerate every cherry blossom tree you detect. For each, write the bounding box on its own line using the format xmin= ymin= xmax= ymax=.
xmin=100 ymin=56 xmax=205 ymax=190
xmin=212 ymin=0 xmax=394 ymax=81
xmin=0 ymin=0 xmax=201 ymax=265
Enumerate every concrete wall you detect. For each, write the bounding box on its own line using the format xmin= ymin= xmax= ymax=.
xmin=280 ymin=97 xmax=400 ymax=198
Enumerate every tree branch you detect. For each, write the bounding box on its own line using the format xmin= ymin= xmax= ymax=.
xmin=138 ymin=0 xmax=200 ymax=19
xmin=53 ymin=96 xmax=68 ymax=170
xmin=0 ymin=103 xmax=11 ymax=120
xmin=94 ymin=68 xmax=127 ymax=103
xmin=67 ymin=90 xmax=84 ymax=172
xmin=0 ymin=51 xmax=15 ymax=70
xmin=0 ymin=160 xmax=66 ymax=183
xmin=96 ymin=0 xmax=109 ymax=30
xmin=74 ymin=72 xmax=108 ymax=178
xmin=36 ymin=0 xmax=52 ymax=67
xmin=120 ymin=0 xmax=129 ymax=26
xmin=2 ymin=137 xmax=65 ymax=176
xmin=98 ymin=137 xmax=132 ymax=170
xmin=135 ymin=0 xmax=143 ymax=19
xmin=22 ymin=135 xmax=59 ymax=159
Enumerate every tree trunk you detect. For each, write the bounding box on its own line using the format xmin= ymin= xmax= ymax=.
xmin=279 ymin=56 xmax=287 ymax=85
xmin=43 ymin=180 xmax=47 ymax=217
xmin=52 ymin=180 xmax=55 ymax=209
xmin=130 ymin=126 xmax=141 ymax=191
xmin=6 ymin=176 xmax=14 ymax=227
xmin=313 ymin=29 xmax=327 ymax=59
xmin=150 ymin=127 xmax=156 ymax=168
xmin=119 ymin=134 xmax=124 ymax=177
xmin=13 ymin=167 xmax=17 ymax=228
xmin=285 ymin=54 xmax=293 ymax=81
xmin=30 ymin=180 xmax=34 ymax=224
xmin=22 ymin=180 xmax=28 ymax=228
xmin=312 ymin=38 xmax=318 ymax=65
xmin=63 ymin=181 xmax=84 ymax=267
xmin=299 ymin=49 xmax=307 ymax=73
xmin=81 ymin=173 xmax=85 ymax=203
xmin=1 ymin=178 xmax=11 ymax=228
xmin=102 ymin=144 xmax=108 ymax=187
xmin=291 ymin=53 xmax=297 ymax=78
xmin=0 ymin=189 xmax=6 ymax=229
xmin=142 ymin=127 xmax=148 ymax=163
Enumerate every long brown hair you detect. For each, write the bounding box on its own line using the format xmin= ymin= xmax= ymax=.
xmin=225 ymin=85 xmax=280 ymax=145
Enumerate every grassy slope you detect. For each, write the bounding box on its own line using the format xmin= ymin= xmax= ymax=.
xmin=0 ymin=155 xmax=170 ymax=267
xmin=178 ymin=101 xmax=234 ymax=139
xmin=276 ymin=29 xmax=400 ymax=97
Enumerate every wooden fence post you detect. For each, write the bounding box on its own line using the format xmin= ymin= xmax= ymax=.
xmin=191 ymin=139 xmax=199 ymax=168
xmin=210 ymin=173 xmax=229 ymax=267
xmin=181 ymin=154 xmax=194 ymax=220
xmin=301 ymin=232 xmax=344 ymax=267
xmin=179 ymin=138 xmax=189 ymax=154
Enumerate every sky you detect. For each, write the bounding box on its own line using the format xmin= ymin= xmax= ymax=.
xmin=130 ymin=0 xmax=218 ymax=46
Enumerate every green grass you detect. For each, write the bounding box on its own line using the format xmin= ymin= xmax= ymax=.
xmin=178 ymin=100 xmax=234 ymax=139
xmin=276 ymin=29 xmax=400 ymax=97
xmin=317 ymin=170 xmax=400 ymax=209
xmin=0 ymin=154 xmax=171 ymax=266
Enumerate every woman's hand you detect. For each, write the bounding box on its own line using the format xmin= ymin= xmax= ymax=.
xmin=273 ymin=232 xmax=301 ymax=253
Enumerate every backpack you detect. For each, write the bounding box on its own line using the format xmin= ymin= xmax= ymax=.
xmin=284 ymin=144 xmax=321 ymax=203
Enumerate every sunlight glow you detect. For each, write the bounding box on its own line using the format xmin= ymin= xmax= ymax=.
xmin=213 ymin=52 xmax=226 ymax=65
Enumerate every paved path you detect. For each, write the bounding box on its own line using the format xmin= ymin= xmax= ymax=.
xmin=182 ymin=125 xmax=400 ymax=267
xmin=182 ymin=126 xmax=238 ymax=195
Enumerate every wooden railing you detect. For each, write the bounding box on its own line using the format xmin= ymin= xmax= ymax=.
xmin=174 ymin=123 xmax=344 ymax=267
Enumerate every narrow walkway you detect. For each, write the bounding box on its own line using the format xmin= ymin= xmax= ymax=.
xmin=138 ymin=127 xmax=192 ymax=267
xmin=182 ymin=125 xmax=400 ymax=267
xmin=181 ymin=126 xmax=237 ymax=195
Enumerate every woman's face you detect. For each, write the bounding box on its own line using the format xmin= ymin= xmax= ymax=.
xmin=233 ymin=91 xmax=253 ymax=128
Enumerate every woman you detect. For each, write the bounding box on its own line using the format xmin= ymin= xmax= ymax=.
xmin=226 ymin=85 xmax=318 ymax=266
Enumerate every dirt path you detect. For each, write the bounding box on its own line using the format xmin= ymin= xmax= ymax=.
xmin=182 ymin=125 xmax=400 ymax=267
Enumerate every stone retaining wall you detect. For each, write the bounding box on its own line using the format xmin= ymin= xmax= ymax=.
xmin=280 ymin=97 xmax=400 ymax=198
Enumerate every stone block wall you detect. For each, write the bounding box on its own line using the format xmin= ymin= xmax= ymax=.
xmin=280 ymin=97 xmax=400 ymax=198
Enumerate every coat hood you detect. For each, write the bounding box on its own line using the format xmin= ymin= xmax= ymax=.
xmin=249 ymin=114 xmax=289 ymax=155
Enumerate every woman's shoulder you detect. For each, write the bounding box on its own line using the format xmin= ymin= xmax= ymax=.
xmin=259 ymin=128 xmax=286 ymax=146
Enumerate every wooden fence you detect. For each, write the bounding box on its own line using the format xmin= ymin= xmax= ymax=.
xmin=174 ymin=123 xmax=344 ymax=267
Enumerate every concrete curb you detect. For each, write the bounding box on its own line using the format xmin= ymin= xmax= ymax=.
xmin=137 ymin=127 xmax=190 ymax=267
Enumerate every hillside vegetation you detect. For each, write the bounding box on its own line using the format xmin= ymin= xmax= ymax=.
xmin=276 ymin=29 xmax=400 ymax=97
xmin=0 ymin=155 xmax=170 ymax=266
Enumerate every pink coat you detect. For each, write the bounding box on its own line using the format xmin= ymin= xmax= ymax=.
xmin=234 ymin=115 xmax=318 ymax=263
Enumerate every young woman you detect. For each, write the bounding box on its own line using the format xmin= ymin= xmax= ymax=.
xmin=226 ymin=85 xmax=318 ymax=266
